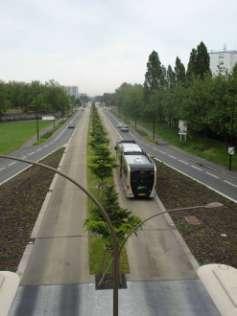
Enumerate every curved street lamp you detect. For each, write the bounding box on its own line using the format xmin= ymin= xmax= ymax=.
xmin=0 ymin=154 xmax=224 ymax=316
xmin=0 ymin=154 xmax=120 ymax=316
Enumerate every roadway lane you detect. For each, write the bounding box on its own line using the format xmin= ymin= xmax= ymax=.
xmin=0 ymin=109 xmax=83 ymax=185
xmin=105 ymin=109 xmax=237 ymax=203
xmin=9 ymin=106 xmax=220 ymax=316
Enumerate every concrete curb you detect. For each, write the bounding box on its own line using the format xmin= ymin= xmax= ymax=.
xmin=16 ymin=125 xmax=78 ymax=277
xmin=154 ymin=195 xmax=200 ymax=271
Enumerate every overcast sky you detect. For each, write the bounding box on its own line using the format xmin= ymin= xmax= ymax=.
xmin=0 ymin=0 xmax=236 ymax=95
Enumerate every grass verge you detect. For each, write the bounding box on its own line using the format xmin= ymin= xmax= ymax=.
xmin=87 ymin=117 xmax=129 ymax=274
xmin=34 ymin=119 xmax=67 ymax=145
xmin=114 ymin=109 xmax=237 ymax=171
xmin=0 ymin=120 xmax=52 ymax=154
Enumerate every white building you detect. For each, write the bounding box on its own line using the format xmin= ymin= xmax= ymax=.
xmin=64 ymin=86 xmax=79 ymax=98
xmin=209 ymin=50 xmax=237 ymax=75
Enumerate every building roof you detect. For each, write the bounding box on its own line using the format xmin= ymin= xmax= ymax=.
xmin=209 ymin=50 xmax=237 ymax=55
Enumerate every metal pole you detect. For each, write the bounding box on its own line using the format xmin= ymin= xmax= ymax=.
xmin=113 ymin=244 xmax=120 ymax=316
xmin=36 ymin=114 xmax=40 ymax=142
xmin=229 ymin=154 xmax=232 ymax=171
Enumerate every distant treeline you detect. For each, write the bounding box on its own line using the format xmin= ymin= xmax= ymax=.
xmin=0 ymin=79 xmax=81 ymax=117
xmin=100 ymin=42 xmax=237 ymax=145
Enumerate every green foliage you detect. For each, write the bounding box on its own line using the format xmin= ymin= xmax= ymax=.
xmin=0 ymin=80 xmax=71 ymax=115
xmin=175 ymin=57 xmax=186 ymax=83
xmin=187 ymin=42 xmax=211 ymax=80
xmin=144 ymin=50 xmax=164 ymax=98
xmin=85 ymin=185 xmax=141 ymax=249
xmin=85 ymin=105 xmax=141 ymax=249
xmin=111 ymin=43 xmax=236 ymax=147
xmin=167 ymin=65 xmax=176 ymax=88
xmin=196 ymin=42 xmax=211 ymax=78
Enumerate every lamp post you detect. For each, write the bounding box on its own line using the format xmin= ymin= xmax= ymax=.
xmin=119 ymin=201 xmax=223 ymax=253
xmin=98 ymin=201 xmax=224 ymax=311
xmin=0 ymin=154 xmax=120 ymax=316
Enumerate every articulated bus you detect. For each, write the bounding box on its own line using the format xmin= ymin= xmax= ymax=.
xmin=115 ymin=140 xmax=157 ymax=198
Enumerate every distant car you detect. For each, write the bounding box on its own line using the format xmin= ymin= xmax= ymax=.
xmin=68 ymin=124 xmax=75 ymax=129
xmin=120 ymin=125 xmax=129 ymax=132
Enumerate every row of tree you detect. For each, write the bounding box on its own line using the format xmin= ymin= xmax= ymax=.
xmin=85 ymin=104 xmax=140 ymax=250
xmin=102 ymin=42 xmax=236 ymax=144
xmin=0 ymin=79 xmax=80 ymax=117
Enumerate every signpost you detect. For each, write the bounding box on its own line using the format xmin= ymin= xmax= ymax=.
xmin=178 ymin=120 xmax=188 ymax=143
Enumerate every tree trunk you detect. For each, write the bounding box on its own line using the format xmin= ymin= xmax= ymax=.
xmin=152 ymin=117 xmax=156 ymax=141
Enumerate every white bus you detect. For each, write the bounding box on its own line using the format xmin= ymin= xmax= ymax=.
xmin=115 ymin=140 xmax=157 ymax=198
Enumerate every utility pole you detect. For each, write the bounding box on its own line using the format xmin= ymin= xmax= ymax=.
xmin=228 ymin=97 xmax=236 ymax=171
xmin=36 ymin=113 xmax=40 ymax=143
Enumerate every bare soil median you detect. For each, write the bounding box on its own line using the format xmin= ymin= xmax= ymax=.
xmin=0 ymin=148 xmax=64 ymax=271
xmin=156 ymin=161 xmax=237 ymax=267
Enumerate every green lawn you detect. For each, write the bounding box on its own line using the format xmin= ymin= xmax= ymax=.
xmin=87 ymin=122 xmax=129 ymax=274
xmin=0 ymin=120 xmax=52 ymax=154
xmin=142 ymin=121 xmax=237 ymax=171
xmin=34 ymin=119 xmax=66 ymax=145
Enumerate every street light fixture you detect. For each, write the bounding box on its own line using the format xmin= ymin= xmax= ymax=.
xmin=0 ymin=154 xmax=120 ymax=316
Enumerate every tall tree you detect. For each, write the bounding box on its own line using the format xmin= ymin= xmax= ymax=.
xmin=186 ymin=48 xmax=198 ymax=80
xmin=196 ymin=42 xmax=211 ymax=78
xmin=167 ymin=65 xmax=176 ymax=88
xmin=175 ymin=57 xmax=186 ymax=83
xmin=144 ymin=50 xmax=163 ymax=97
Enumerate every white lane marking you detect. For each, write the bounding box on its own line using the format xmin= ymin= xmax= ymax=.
xmin=167 ymin=154 xmax=177 ymax=160
xmin=177 ymin=159 xmax=189 ymax=165
xmin=153 ymin=157 xmax=237 ymax=203
xmin=8 ymin=162 xmax=16 ymax=167
xmin=191 ymin=164 xmax=203 ymax=171
xmin=0 ymin=167 xmax=6 ymax=172
xmin=224 ymin=180 xmax=237 ymax=188
xmin=53 ymin=128 xmax=67 ymax=142
xmin=206 ymin=171 xmax=219 ymax=179
xmin=27 ymin=152 xmax=35 ymax=156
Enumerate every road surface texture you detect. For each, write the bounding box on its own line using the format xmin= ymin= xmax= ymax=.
xmin=0 ymin=110 xmax=82 ymax=185
xmin=106 ymin=109 xmax=237 ymax=203
xmin=9 ymin=107 xmax=220 ymax=315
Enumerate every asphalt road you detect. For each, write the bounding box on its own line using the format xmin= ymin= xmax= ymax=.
xmin=105 ymin=109 xmax=237 ymax=203
xmin=0 ymin=109 xmax=83 ymax=185
xmin=19 ymin=107 xmax=90 ymax=286
xmin=9 ymin=106 xmax=220 ymax=316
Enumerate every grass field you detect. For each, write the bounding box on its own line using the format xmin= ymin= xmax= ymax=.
xmin=87 ymin=121 xmax=129 ymax=274
xmin=117 ymin=111 xmax=237 ymax=171
xmin=142 ymin=121 xmax=237 ymax=170
xmin=34 ymin=119 xmax=66 ymax=145
xmin=0 ymin=120 xmax=52 ymax=154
